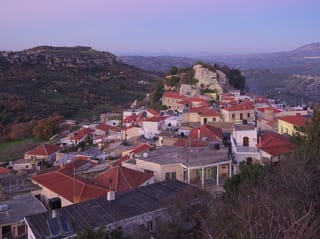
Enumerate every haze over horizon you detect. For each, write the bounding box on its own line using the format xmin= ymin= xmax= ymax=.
xmin=1 ymin=0 xmax=320 ymax=55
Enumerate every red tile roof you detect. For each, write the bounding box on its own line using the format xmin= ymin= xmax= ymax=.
xmin=96 ymin=123 xmax=110 ymax=132
xmin=112 ymin=155 xmax=130 ymax=167
xmin=130 ymin=143 xmax=153 ymax=154
xmin=57 ymin=157 xmax=95 ymax=176
xmin=70 ymin=128 xmax=92 ymax=141
xmin=277 ymin=116 xmax=308 ymax=127
xmin=163 ymin=91 xmax=185 ymax=100
xmin=257 ymin=107 xmax=283 ymax=113
xmin=188 ymin=125 xmax=222 ymax=141
xmin=146 ymin=109 xmax=160 ymax=116
xmin=123 ymin=113 xmax=138 ymax=124
xmin=200 ymin=109 xmax=221 ymax=117
xmin=257 ymin=132 xmax=295 ymax=156
xmin=32 ymin=171 xmax=108 ymax=203
xmin=0 ymin=167 xmax=11 ymax=173
xmin=93 ymin=166 xmax=153 ymax=192
xmin=143 ymin=116 xmax=168 ymax=122
xmin=254 ymin=97 xmax=269 ymax=104
xmin=25 ymin=144 xmax=60 ymax=156
xmin=224 ymin=101 xmax=255 ymax=111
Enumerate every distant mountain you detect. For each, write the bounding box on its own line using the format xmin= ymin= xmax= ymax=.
xmin=121 ymin=55 xmax=196 ymax=73
xmin=291 ymin=43 xmax=320 ymax=56
xmin=0 ymin=46 xmax=160 ymax=126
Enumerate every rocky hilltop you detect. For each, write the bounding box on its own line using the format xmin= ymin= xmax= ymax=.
xmin=0 ymin=46 xmax=160 ymax=126
xmin=193 ymin=64 xmax=229 ymax=94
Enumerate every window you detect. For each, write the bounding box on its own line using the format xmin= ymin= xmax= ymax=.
xmin=243 ymin=137 xmax=249 ymax=146
xmin=247 ymin=157 xmax=253 ymax=164
xmin=232 ymin=114 xmax=235 ymax=119
xmin=212 ymin=117 xmax=216 ymax=121
xmin=240 ymin=113 xmax=243 ymax=120
xmin=247 ymin=113 xmax=251 ymax=118
xmin=147 ymin=220 xmax=153 ymax=232
xmin=165 ymin=172 xmax=176 ymax=180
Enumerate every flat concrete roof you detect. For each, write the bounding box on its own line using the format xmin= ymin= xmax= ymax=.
xmin=136 ymin=146 xmax=230 ymax=168
xmin=0 ymin=193 xmax=46 ymax=225
xmin=234 ymin=124 xmax=256 ymax=131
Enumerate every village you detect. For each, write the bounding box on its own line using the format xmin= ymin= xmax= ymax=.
xmin=0 ymin=74 xmax=313 ymax=239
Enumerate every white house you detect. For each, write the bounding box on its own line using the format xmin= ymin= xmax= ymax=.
xmin=142 ymin=116 xmax=167 ymax=140
xmin=230 ymin=123 xmax=260 ymax=173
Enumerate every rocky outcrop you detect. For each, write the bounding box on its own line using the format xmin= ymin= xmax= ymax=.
xmin=193 ymin=64 xmax=229 ymax=94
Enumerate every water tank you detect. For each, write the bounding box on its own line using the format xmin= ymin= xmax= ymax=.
xmin=49 ymin=197 xmax=61 ymax=210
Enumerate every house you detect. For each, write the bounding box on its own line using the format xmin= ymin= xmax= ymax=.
xmin=161 ymin=91 xmax=186 ymax=112
xmin=257 ymin=132 xmax=295 ymax=163
xmin=188 ymin=125 xmax=223 ymax=142
xmin=142 ymin=116 xmax=167 ymax=139
xmin=95 ymin=123 xmax=110 ymax=136
xmin=92 ymin=166 xmax=154 ymax=192
xmin=121 ymin=143 xmax=153 ymax=158
xmin=120 ymin=126 xmax=144 ymax=141
xmin=122 ymin=113 xmax=138 ymax=127
xmin=25 ymin=180 xmax=208 ymax=239
xmin=163 ymin=115 xmax=182 ymax=129
xmin=77 ymin=148 xmax=107 ymax=161
xmin=24 ymin=144 xmax=61 ymax=164
xmin=230 ymin=123 xmax=260 ymax=173
xmin=221 ymin=101 xmax=255 ymax=123
xmin=277 ymin=115 xmax=308 ymax=136
xmin=68 ymin=128 xmax=93 ymax=145
xmin=122 ymin=146 xmax=231 ymax=190
xmin=182 ymin=107 xmax=221 ymax=124
xmin=0 ymin=171 xmax=46 ymax=239
xmin=31 ymin=160 xmax=108 ymax=207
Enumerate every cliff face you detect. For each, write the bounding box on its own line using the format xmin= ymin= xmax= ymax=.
xmin=193 ymin=64 xmax=229 ymax=94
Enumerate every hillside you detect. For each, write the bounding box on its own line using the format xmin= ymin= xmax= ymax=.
xmin=0 ymin=46 xmax=161 ymax=126
xmin=121 ymin=55 xmax=195 ymax=73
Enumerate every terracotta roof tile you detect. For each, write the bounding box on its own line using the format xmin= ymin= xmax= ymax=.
xmin=70 ymin=128 xmax=92 ymax=141
xmin=96 ymin=124 xmax=110 ymax=132
xmin=146 ymin=109 xmax=160 ymax=116
xmin=32 ymin=171 xmax=108 ymax=203
xmin=277 ymin=115 xmax=308 ymax=127
xmin=163 ymin=91 xmax=185 ymax=100
xmin=0 ymin=167 xmax=11 ymax=173
xmin=224 ymin=101 xmax=255 ymax=111
xmin=93 ymin=166 xmax=153 ymax=192
xmin=257 ymin=132 xmax=295 ymax=156
xmin=25 ymin=144 xmax=60 ymax=156
xmin=188 ymin=125 xmax=222 ymax=141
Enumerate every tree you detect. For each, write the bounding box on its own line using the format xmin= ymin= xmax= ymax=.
xmin=32 ymin=115 xmax=63 ymax=140
xmin=291 ymin=107 xmax=320 ymax=162
xmin=168 ymin=66 xmax=178 ymax=75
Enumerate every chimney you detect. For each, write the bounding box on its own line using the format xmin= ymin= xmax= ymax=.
xmin=107 ymin=191 xmax=115 ymax=201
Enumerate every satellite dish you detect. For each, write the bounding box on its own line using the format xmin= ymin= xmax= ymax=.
xmin=143 ymin=152 xmax=148 ymax=158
